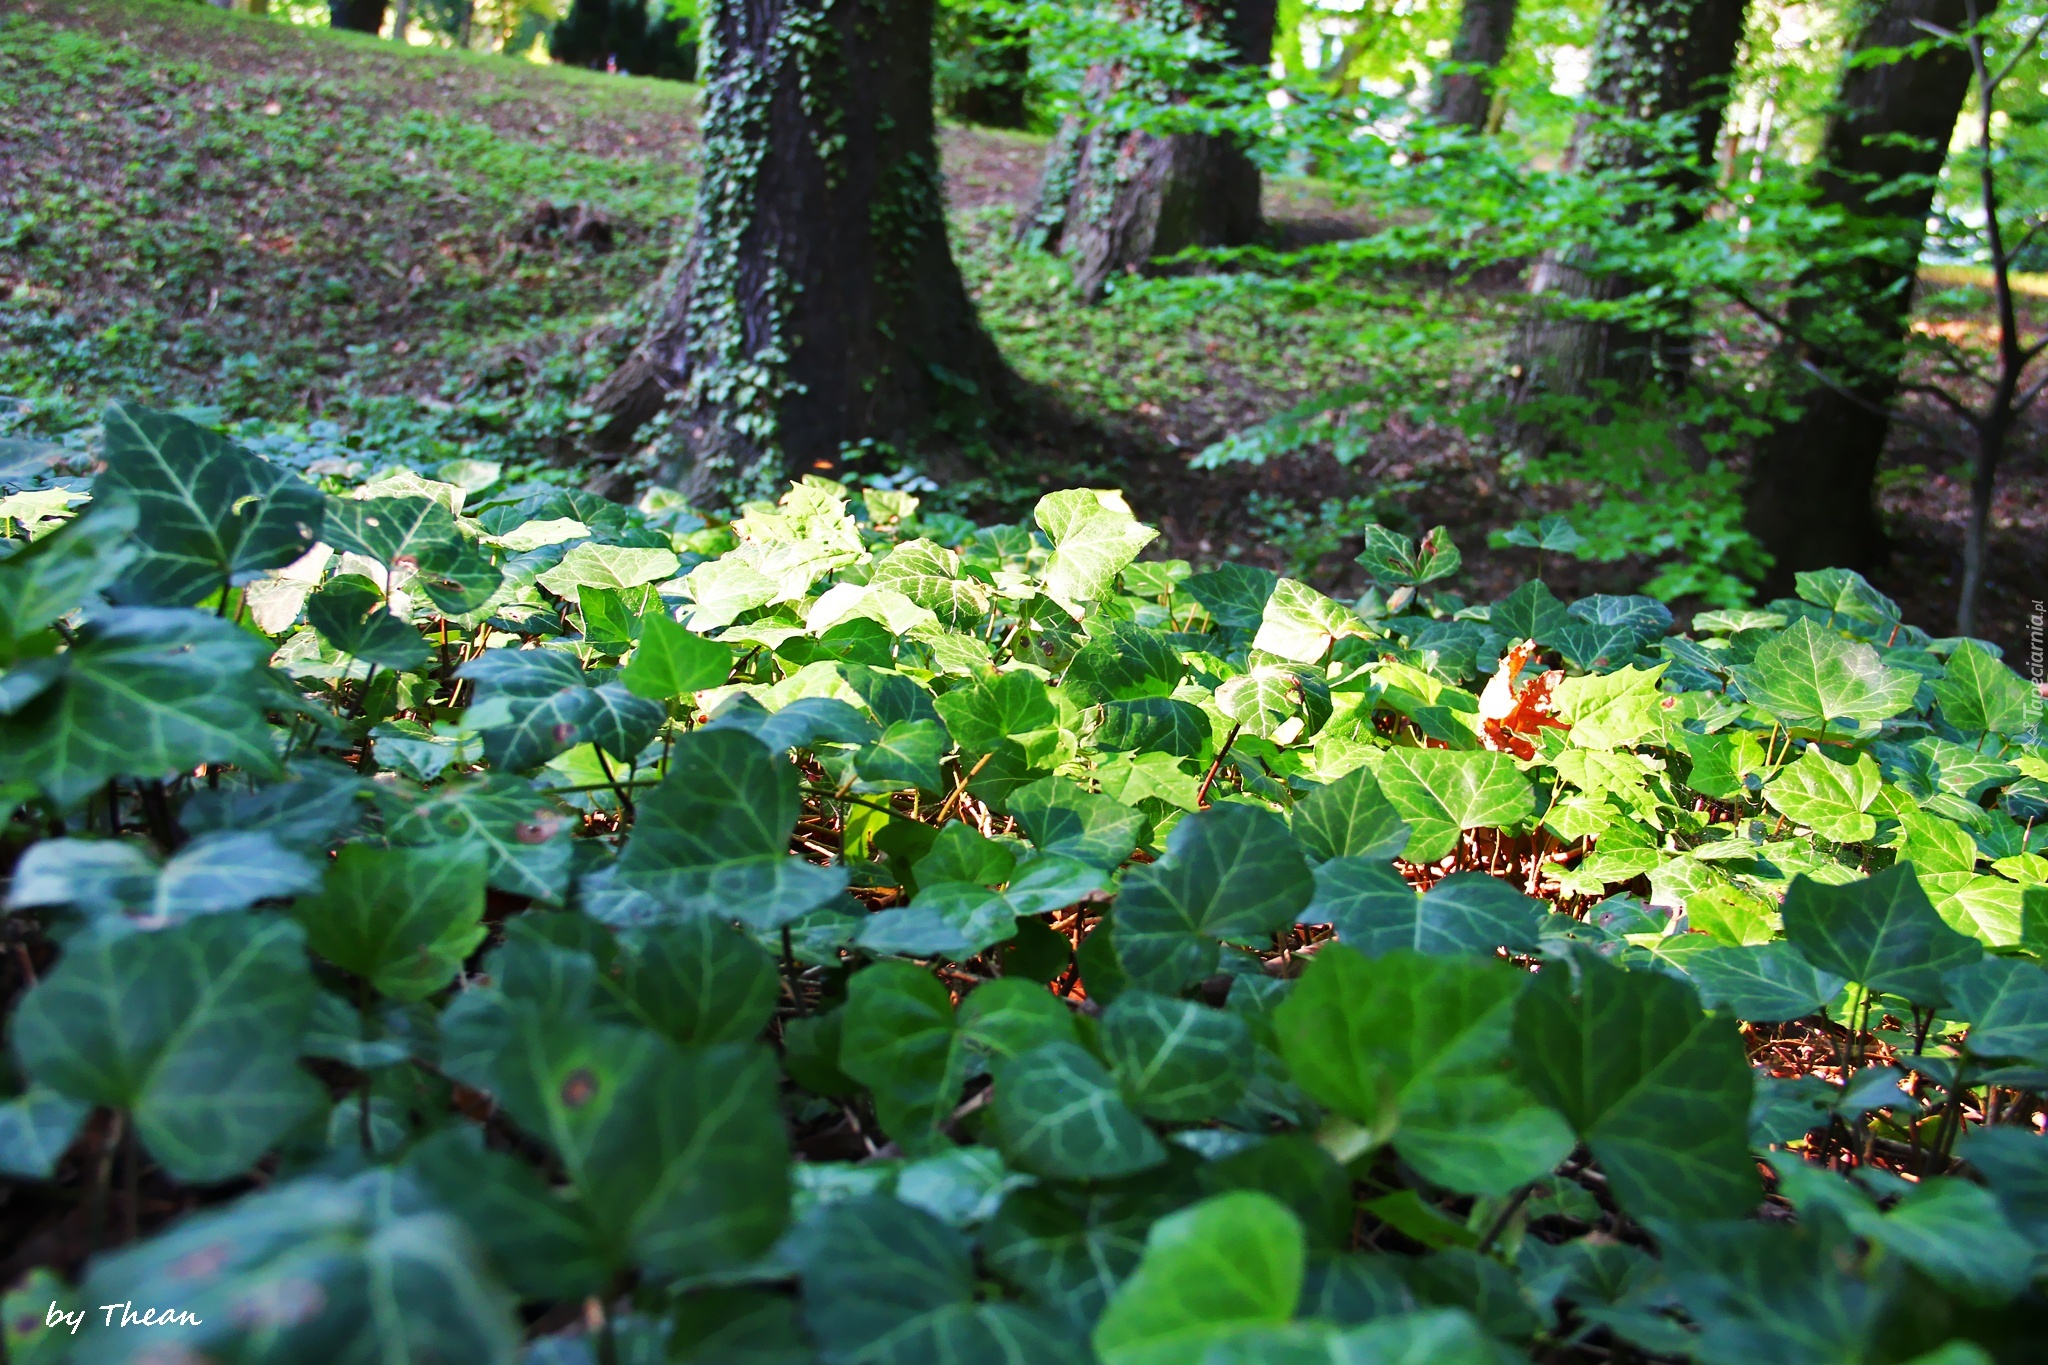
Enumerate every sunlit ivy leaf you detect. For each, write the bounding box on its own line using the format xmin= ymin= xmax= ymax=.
xmin=1096 ymin=696 xmax=1212 ymax=756
xmin=682 ymin=556 xmax=779 ymax=630
xmin=72 ymin=1170 xmax=521 ymax=1364
xmin=1279 ymin=945 xmax=1571 ymax=1195
xmin=1781 ymin=863 xmax=1982 ymax=1006
xmin=1513 ymin=952 xmax=1758 ymax=1222
xmin=992 ymin=1041 xmax=1166 ymax=1180
xmin=1092 ymin=1192 xmax=1302 ymax=1365
xmin=1288 ymin=765 xmax=1410 ymax=864
xmin=1356 ymin=524 xmax=1460 ymax=587
xmin=1675 ymin=727 xmax=1774 ymax=802
xmin=1037 ymin=490 xmax=1158 ymax=617
xmin=0 ymin=607 xmax=280 ymax=809
xmin=857 ymin=718 xmax=949 ymax=793
xmin=0 ymin=1087 xmax=91 ymax=1180
xmin=798 ymin=1195 xmax=1083 ymax=1365
xmin=1374 ymin=747 xmax=1537 ymax=863
xmin=97 ymin=401 xmax=324 ymax=606
xmin=1300 ymin=864 xmax=1545 ymax=957
xmin=292 ymin=843 xmax=486 ymax=1003
xmin=1895 ymin=809 xmax=1978 ymax=874
xmin=0 ymin=497 xmax=137 ymax=662
xmin=1932 ymin=640 xmax=2034 ymax=737
xmin=1686 ymin=943 xmax=1846 ymax=1022
xmin=1732 ymin=618 xmax=1919 ymax=727
xmin=1009 ymin=775 xmax=1147 ymax=870
xmin=1553 ymin=664 xmax=1665 ymax=750
xmin=935 ymin=668 xmax=1057 ymax=753
xmin=1252 ymin=578 xmax=1370 ymax=664
xmin=385 ymin=775 xmax=576 ymax=901
xmin=1183 ymin=563 xmax=1277 ymax=629
xmin=622 ymin=608 xmax=734 ymax=699
xmin=1764 ymin=749 xmax=1882 ymax=843
xmin=1942 ymin=957 xmax=2048 ymax=1061
xmin=6 ymin=831 xmax=319 ymax=929
xmin=1216 ymin=662 xmax=1332 ymax=742
xmin=870 ymin=538 xmax=992 ymax=629
xmin=536 ymin=542 xmax=680 ymax=596
xmin=608 ymin=729 xmax=845 ymax=930
xmin=1114 ymin=804 xmax=1315 ymax=992
xmin=1489 ymin=580 xmax=1569 ymax=645
xmin=13 ymin=915 xmax=323 ymax=1182
xmin=1101 ymin=990 xmax=1251 ymax=1121
xmin=306 ymin=573 xmax=430 ymax=670
xmin=1793 ymin=568 xmax=1901 ymax=628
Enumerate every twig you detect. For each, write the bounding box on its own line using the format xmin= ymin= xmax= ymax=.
xmin=1197 ymin=723 xmax=1242 ymax=808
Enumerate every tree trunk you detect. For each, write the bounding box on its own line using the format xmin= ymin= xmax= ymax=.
xmin=1507 ymin=0 xmax=1747 ymax=403
xmin=1430 ymin=0 xmax=1520 ymax=131
xmin=584 ymin=0 xmax=1014 ymax=501
xmin=389 ymin=0 xmax=409 ymax=40
xmin=1744 ymin=0 xmax=1990 ymax=588
xmin=329 ymin=0 xmax=388 ymax=33
xmin=1023 ymin=0 xmax=1277 ymax=301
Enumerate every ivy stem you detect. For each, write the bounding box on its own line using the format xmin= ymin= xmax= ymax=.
xmin=1197 ymin=723 xmax=1242 ymax=808
xmin=122 ymin=1114 xmax=140 ymax=1244
xmin=89 ymin=1110 xmax=124 ymax=1251
xmin=798 ymin=784 xmax=901 ymax=818
xmin=592 ymin=745 xmax=636 ymax=818
xmin=1474 ymin=1180 xmax=1535 ymax=1256
xmin=782 ymin=924 xmax=808 ymax=1017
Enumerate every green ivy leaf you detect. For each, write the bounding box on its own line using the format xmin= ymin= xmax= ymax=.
xmin=621 ymin=607 xmax=735 ymax=699
xmin=1215 ymin=662 xmax=1332 ymax=742
xmin=1781 ymin=863 xmax=1983 ymax=1005
xmin=1553 ymin=664 xmax=1666 ymax=750
xmin=1252 ymin=579 xmax=1369 ymax=664
xmin=1278 ymin=945 xmax=1571 ymax=1195
xmin=1374 ymin=748 xmax=1537 ymax=863
xmin=1114 ymin=804 xmax=1314 ymax=992
xmin=0 ymin=497 xmax=138 ymax=662
xmin=306 ymin=573 xmax=431 ymax=670
xmin=1356 ymin=524 xmax=1460 ymax=587
xmin=1300 ymin=865 xmax=1545 ymax=957
xmin=97 ymin=401 xmax=325 ymax=607
xmin=1183 ymin=563 xmax=1278 ymax=628
xmin=1096 ymin=696 xmax=1212 ymax=756
xmin=1513 ymin=952 xmax=1758 ymax=1222
xmin=1686 ymin=943 xmax=1846 ymax=1022
xmin=992 ymin=1041 xmax=1166 ymax=1180
xmin=13 ymin=915 xmax=323 ymax=1182
xmin=1763 ymin=748 xmax=1882 ymax=843
xmin=1101 ymin=990 xmax=1252 ymax=1121
xmin=385 ymin=775 xmax=576 ymax=901
xmin=1732 ymin=618 xmax=1918 ymax=728
xmin=1942 ymin=957 xmax=2048 ymax=1061
xmin=1932 ymin=640 xmax=2034 ymax=737
xmin=1009 ymin=775 xmax=1148 ymax=870
xmin=291 ymin=843 xmax=486 ymax=1003
xmin=870 ymin=538 xmax=992 ymax=629
xmin=458 ymin=648 xmax=596 ymax=772
xmin=983 ymin=1180 xmax=1185 ymax=1330
xmin=0 ymin=1088 xmax=91 ymax=1180
xmin=536 ymin=542 xmax=680 ymax=596
xmin=857 ymin=718 xmax=949 ymax=793
xmin=584 ymin=681 xmax=666 ymax=763
xmin=1092 ymin=1192 xmax=1303 ymax=1365
xmin=1037 ymin=490 xmax=1158 ymax=617
xmin=1657 ymin=1219 xmax=1891 ymax=1365
xmin=1490 ymin=580 xmax=1570 ymax=644
xmin=1288 ymin=765 xmax=1410 ymax=864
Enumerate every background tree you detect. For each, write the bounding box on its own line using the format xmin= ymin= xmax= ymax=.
xmin=330 ymin=0 xmax=388 ymax=32
xmin=1430 ymin=0 xmax=1520 ymax=131
xmin=1507 ymin=0 xmax=1750 ymax=403
xmin=937 ymin=0 xmax=1034 ymax=128
xmin=585 ymin=0 xmax=1013 ymax=500
xmin=1742 ymin=0 xmax=1994 ymax=590
xmin=550 ymin=0 xmax=699 ymax=79
xmin=1022 ymin=0 xmax=1279 ymax=301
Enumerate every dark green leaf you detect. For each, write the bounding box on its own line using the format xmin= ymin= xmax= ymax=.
xmin=1101 ymin=990 xmax=1252 ymax=1121
xmin=1301 ymin=865 xmax=1545 ymax=957
xmin=1781 ymin=863 xmax=1983 ymax=1006
xmin=1114 ymin=804 xmax=1315 ymax=992
xmin=1289 ymin=765 xmax=1410 ymax=864
xmin=621 ymin=608 xmax=735 ymax=699
xmin=0 ymin=497 xmax=138 ymax=661
xmin=1183 ymin=563 xmax=1278 ymax=628
xmin=306 ymin=573 xmax=431 ymax=670
xmin=992 ymin=1042 xmax=1166 ymax=1180
xmin=1009 ymin=775 xmax=1147 ymax=870
xmin=292 ymin=843 xmax=486 ymax=1002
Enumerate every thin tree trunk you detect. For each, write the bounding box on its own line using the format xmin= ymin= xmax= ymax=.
xmin=584 ymin=0 xmax=1014 ymax=501
xmin=1430 ymin=0 xmax=1520 ymax=131
xmin=1743 ymin=0 xmax=1990 ymax=589
xmin=390 ymin=0 xmax=409 ymax=41
xmin=1023 ymin=0 xmax=1277 ymax=301
xmin=1507 ymin=0 xmax=1748 ymax=404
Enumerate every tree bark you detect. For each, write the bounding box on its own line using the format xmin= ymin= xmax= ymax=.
xmin=584 ymin=0 xmax=1014 ymax=501
xmin=1023 ymin=0 xmax=1277 ymax=301
xmin=1430 ymin=0 xmax=1520 ymax=131
xmin=1744 ymin=0 xmax=1991 ymax=587
xmin=1507 ymin=0 xmax=1748 ymax=403
xmin=389 ymin=0 xmax=409 ymax=40
xmin=329 ymin=0 xmax=388 ymax=33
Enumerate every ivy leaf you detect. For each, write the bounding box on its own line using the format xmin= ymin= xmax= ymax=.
xmin=992 ymin=1042 xmax=1167 ymax=1180
xmin=584 ymin=682 xmax=667 ymax=763
xmin=839 ymin=962 xmax=974 ymax=1154
xmin=305 ymin=574 xmax=431 ymax=670
xmin=1183 ymin=563 xmax=1278 ymax=628
xmin=72 ymin=1170 xmax=521 ymax=1363
xmin=458 ymin=648 xmax=596 ymax=772
xmin=798 ymin=1196 xmax=1082 ymax=1365
xmin=6 ymin=831 xmax=320 ymax=929
xmin=404 ymin=1127 xmax=610 ymax=1300
xmin=1252 ymin=579 xmax=1369 ymax=664
xmin=1763 ymin=749 xmax=1882 ymax=843
xmin=1686 ymin=943 xmax=1846 ymax=1022
xmin=1114 ymin=804 xmax=1315 ymax=992
xmin=1932 ymin=641 xmax=2034 ymax=737
xmin=1490 ymin=580 xmax=1570 ymax=645
xmin=1958 ymin=1128 xmax=2048 ymax=1251
xmin=1280 ymin=945 xmax=1571 ymax=1195
xmin=1036 ymin=490 xmax=1158 ymax=617
xmin=1095 ymin=696 xmax=1212 ymax=756
xmin=1374 ymin=748 xmax=1537 ymax=863
xmin=385 ymin=775 xmax=576 ymax=901
xmin=1101 ymin=990 xmax=1252 ymax=1121
xmin=97 ymin=401 xmax=324 ymax=606
xmin=1732 ymin=618 xmax=1919 ymax=727
xmin=1794 ymin=568 xmax=1901 ymax=628
xmin=1657 ymin=1220 xmax=1891 ymax=1365
xmin=1356 ymin=524 xmax=1460 ymax=587
xmin=12 ymin=915 xmax=324 ymax=1182
xmin=1553 ymin=664 xmax=1666 ymax=750
xmin=1009 ymin=776 xmax=1147 ymax=870
xmin=1215 ymin=662 xmax=1332 ymax=742
xmin=621 ymin=608 xmax=735 ymax=699
xmin=1513 ymin=952 xmax=1758 ymax=1223
xmin=0 ymin=1088 xmax=91 ymax=1180
xmin=608 ymin=729 xmax=846 ymax=930
xmin=983 ymin=1181 xmax=1184 ymax=1330
xmin=870 ymin=539 xmax=991 ymax=629
xmin=857 ymin=718 xmax=949 ymax=793
xmin=1781 ymin=863 xmax=1983 ymax=1006
xmin=1551 ymin=620 xmax=1648 ymax=673
xmin=1288 ymin=765 xmax=1410 ymax=864
xmin=291 ymin=844 xmax=487 ymax=1003
xmin=1064 ymin=621 xmax=1184 ymax=705
xmin=535 ymin=543 xmax=680 ymax=596
xmin=612 ymin=915 xmax=781 ymax=1047
xmin=0 ymin=607 xmax=280 ymax=809
xmin=1300 ymin=864 xmax=1545 ymax=957
xmin=1941 ymin=957 xmax=2048 ymax=1061
xmin=0 ymin=497 xmax=138 ymax=662
xmin=1092 ymin=1192 xmax=1303 ymax=1365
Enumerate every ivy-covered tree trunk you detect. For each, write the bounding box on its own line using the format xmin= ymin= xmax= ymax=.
xmin=1022 ymin=0 xmax=1278 ymax=301
xmin=329 ymin=0 xmax=388 ymax=33
xmin=1507 ymin=0 xmax=1747 ymax=403
xmin=586 ymin=0 xmax=1013 ymax=500
xmin=1429 ymin=0 xmax=1520 ymax=131
xmin=1743 ymin=0 xmax=1989 ymax=585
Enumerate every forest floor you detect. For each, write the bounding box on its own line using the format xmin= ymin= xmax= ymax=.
xmin=4 ymin=0 xmax=2044 ymax=656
